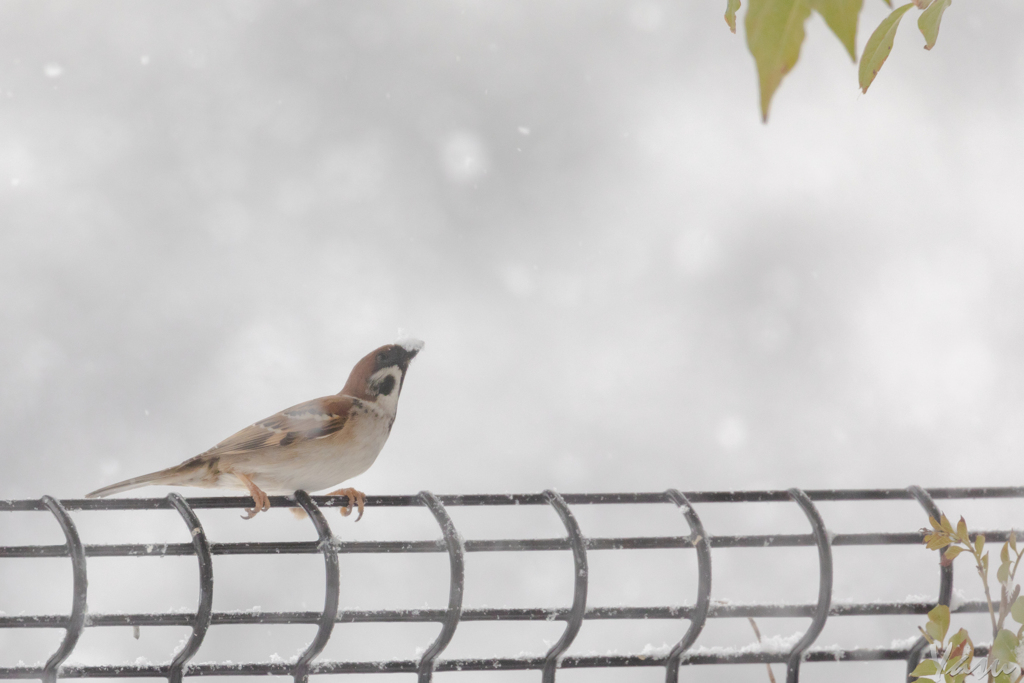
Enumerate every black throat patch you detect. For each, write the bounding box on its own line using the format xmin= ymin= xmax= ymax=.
xmin=375 ymin=374 xmax=397 ymax=397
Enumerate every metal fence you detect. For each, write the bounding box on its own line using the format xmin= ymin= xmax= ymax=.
xmin=1 ymin=487 xmax=1022 ymax=683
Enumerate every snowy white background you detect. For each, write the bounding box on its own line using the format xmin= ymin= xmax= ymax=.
xmin=1 ymin=1 xmax=1023 ymax=680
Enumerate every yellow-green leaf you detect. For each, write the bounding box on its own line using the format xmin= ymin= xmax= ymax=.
xmin=918 ymin=0 xmax=951 ymax=50
xmin=858 ymin=3 xmax=913 ymax=93
xmin=929 ymin=516 xmax=942 ymax=532
xmin=880 ymin=0 xmax=892 ymax=7
xmin=925 ymin=620 xmax=943 ymax=642
xmin=745 ymin=0 xmax=813 ymax=121
xmin=1012 ymin=595 xmax=1024 ymax=624
xmin=726 ymin=0 xmax=743 ymax=32
xmin=910 ymin=659 xmax=939 ymax=677
xmin=957 ymin=517 xmax=969 ymax=544
xmin=941 ymin=515 xmax=954 ymax=534
xmin=928 ymin=604 xmax=950 ymax=641
xmin=944 ymin=546 xmax=963 ymax=561
xmin=998 ymin=560 xmax=1011 ymax=585
xmin=1002 ymin=543 xmax=1011 ymax=563
xmin=1010 ymin=531 xmax=1017 ymax=554
xmin=807 ymin=0 xmax=862 ymax=61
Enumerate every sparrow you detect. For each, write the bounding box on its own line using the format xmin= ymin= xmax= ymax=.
xmin=85 ymin=339 xmax=423 ymax=520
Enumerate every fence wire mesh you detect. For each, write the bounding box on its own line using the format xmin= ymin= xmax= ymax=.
xmin=2 ymin=487 xmax=1023 ymax=683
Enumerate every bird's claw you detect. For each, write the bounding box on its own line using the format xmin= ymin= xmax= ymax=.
xmin=235 ymin=473 xmax=271 ymax=520
xmin=328 ymin=487 xmax=366 ymax=522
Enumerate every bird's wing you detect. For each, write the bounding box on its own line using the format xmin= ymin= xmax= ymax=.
xmin=197 ymin=395 xmax=356 ymax=458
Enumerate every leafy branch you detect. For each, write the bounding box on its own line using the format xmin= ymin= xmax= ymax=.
xmin=912 ymin=515 xmax=1024 ymax=683
xmin=725 ymin=0 xmax=954 ymax=121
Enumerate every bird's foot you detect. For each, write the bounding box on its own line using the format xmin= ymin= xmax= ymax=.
xmin=234 ymin=473 xmax=271 ymax=520
xmin=326 ymin=487 xmax=366 ymax=521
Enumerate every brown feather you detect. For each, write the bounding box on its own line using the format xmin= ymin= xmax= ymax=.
xmin=193 ymin=395 xmax=355 ymax=459
xmin=339 ymin=348 xmax=381 ymax=400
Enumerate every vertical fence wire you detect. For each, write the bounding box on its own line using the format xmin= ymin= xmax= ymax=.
xmin=166 ymin=493 xmax=214 ymax=683
xmin=663 ymin=488 xmax=712 ymax=683
xmin=904 ymin=485 xmax=955 ymax=681
xmin=292 ymin=491 xmax=340 ymax=683
xmin=416 ymin=491 xmax=466 ymax=683
xmin=785 ymin=489 xmax=833 ymax=683
xmin=39 ymin=496 xmax=88 ymax=683
xmin=541 ymin=490 xmax=588 ymax=683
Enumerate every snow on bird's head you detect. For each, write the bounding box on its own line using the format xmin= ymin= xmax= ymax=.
xmin=396 ymin=336 xmax=424 ymax=355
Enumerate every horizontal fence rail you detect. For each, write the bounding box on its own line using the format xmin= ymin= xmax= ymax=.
xmin=0 ymin=487 xmax=1022 ymax=682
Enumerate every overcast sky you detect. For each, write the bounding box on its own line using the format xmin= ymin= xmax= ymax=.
xmin=1 ymin=1 xmax=1023 ymax=680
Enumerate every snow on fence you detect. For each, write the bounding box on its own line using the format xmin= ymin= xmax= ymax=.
xmin=0 ymin=487 xmax=1021 ymax=683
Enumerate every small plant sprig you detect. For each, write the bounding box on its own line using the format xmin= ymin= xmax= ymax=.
xmin=911 ymin=515 xmax=1024 ymax=683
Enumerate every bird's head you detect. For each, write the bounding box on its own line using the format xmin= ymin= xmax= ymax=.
xmin=340 ymin=338 xmax=423 ymax=409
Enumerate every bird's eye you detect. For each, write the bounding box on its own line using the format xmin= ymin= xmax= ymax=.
xmin=376 ymin=375 xmax=396 ymax=396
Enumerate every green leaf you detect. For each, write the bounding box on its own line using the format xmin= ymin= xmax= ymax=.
xmin=1011 ymin=595 xmax=1024 ymax=624
xmin=726 ymin=0 xmax=743 ymax=32
xmin=991 ymin=629 xmax=1019 ymax=668
xmin=910 ymin=659 xmax=939 ymax=677
xmin=949 ymin=628 xmax=969 ymax=649
xmin=745 ymin=0 xmax=813 ymax=121
xmin=928 ymin=604 xmax=951 ymax=641
xmin=858 ymin=3 xmax=913 ymax=93
xmin=977 ymin=535 xmax=986 ymax=557
xmin=807 ymin=0 xmax=862 ymax=61
xmin=918 ymin=0 xmax=951 ymax=50
xmin=998 ymin=560 xmax=1011 ymax=585
xmin=925 ymin=620 xmax=943 ymax=642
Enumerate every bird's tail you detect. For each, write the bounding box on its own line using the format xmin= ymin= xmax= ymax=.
xmin=84 ymin=465 xmax=187 ymax=498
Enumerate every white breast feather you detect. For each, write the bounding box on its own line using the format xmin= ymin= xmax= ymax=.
xmin=239 ymin=401 xmax=395 ymax=494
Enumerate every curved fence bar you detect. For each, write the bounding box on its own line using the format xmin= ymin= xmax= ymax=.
xmin=415 ymin=491 xmax=466 ymax=683
xmin=904 ymin=485 xmax=955 ymax=682
xmin=663 ymin=488 xmax=712 ymax=683
xmin=784 ymin=488 xmax=834 ymax=683
xmin=166 ymin=493 xmax=214 ymax=683
xmin=541 ymin=490 xmax=589 ymax=683
xmin=291 ymin=491 xmax=340 ymax=683
xmin=39 ymin=496 xmax=88 ymax=683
